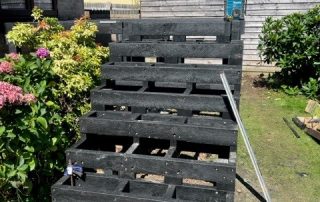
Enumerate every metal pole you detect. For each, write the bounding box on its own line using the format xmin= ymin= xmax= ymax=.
xmin=220 ymin=72 xmax=272 ymax=202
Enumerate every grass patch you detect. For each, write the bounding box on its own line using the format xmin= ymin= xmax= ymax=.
xmin=236 ymin=74 xmax=320 ymax=201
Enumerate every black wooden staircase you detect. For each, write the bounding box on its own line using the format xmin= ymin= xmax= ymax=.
xmin=52 ymin=18 xmax=244 ymax=202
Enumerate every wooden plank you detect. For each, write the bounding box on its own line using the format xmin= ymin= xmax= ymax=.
xmin=65 ymin=148 xmax=236 ymax=191
xmin=141 ymin=11 xmax=224 ymax=18
xmin=53 ymin=186 xmax=166 ymax=202
xmin=102 ymin=64 xmax=241 ymax=85
xmin=123 ymin=20 xmax=230 ymax=36
xmin=142 ymin=5 xmax=224 ymax=12
xmin=109 ymin=41 xmax=243 ymax=60
xmin=91 ymin=88 xmax=238 ymax=113
xmin=176 ymin=186 xmax=234 ymax=202
xmin=141 ymin=0 xmax=225 ymax=7
xmin=52 ymin=173 xmax=233 ymax=202
xmin=247 ymin=9 xmax=309 ymax=16
xmin=246 ymin=3 xmax=317 ymax=10
xmin=79 ymin=113 xmax=237 ymax=146
xmin=246 ymin=0 xmax=319 ymax=4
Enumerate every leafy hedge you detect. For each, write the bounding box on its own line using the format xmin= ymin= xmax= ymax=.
xmin=0 ymin=8 xmax=109 ymax=201
xmin=258 ymin=5 xmax=320 ymax=98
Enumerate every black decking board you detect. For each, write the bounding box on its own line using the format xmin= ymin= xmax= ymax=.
xmin=102 ymin=63 xmax=241 ymax=85
xmin=52 ymin=173 xmax=234 ymax=202
xmin=52 ymin=18 xmax=244 ymax=202
xmin=79 ymin=111 xmax=237 ymax=146
xmin=110 ymin=41 xmax=243 ymax=60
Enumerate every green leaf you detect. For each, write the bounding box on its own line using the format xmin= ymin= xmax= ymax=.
xmin=15 ymin=109 xmax=22 ymax=114
xmin=46 ymin=101 xmax=55 ymax=107
xmin=52 ymin=137 xmax=58 ymax=145
xmin=7 ymin=132 xmax=16 ymax=138
xmin=7 ymin=170 xmax=17 ymax=178
xmin=0 ymin=126 xmax=5 ymax=135
xmin=36 ymin=117 xmax=48 ymax=129
xmin=29 ymin=159 xmax=36 ymax=171
xmin=18 ymin=164 xmax=28 ymax=171
xmin=19 ymin=156 xmax=25 ymax=167
xmin=17 ymin=171 xmax=27 ymax=183
xmin=24 ymin=146 xmax=35 ymax=153
xmin=10 ymin=181 xmax=20 ymax=188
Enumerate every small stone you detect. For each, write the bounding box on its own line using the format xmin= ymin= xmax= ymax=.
xmin=237 ymin=189 xmax=242 ymax=193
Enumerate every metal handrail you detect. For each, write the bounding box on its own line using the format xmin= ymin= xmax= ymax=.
xmin=220 ymin=72 xmax=272 ymax=202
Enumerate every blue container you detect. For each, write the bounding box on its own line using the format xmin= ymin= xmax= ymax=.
xmin=225 ymin=0 xmax=244 ymax=18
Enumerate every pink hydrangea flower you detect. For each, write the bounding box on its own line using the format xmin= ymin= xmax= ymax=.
xmin=0 ymin=61 xmax=13 ymax=74
xmin=6 ymin=52 xmax=20 ymax=61
xmin=22 ymin=93 xmax=37 ymax=103
xmin=0 ymin=81 xmax=36 ymax=109
xmin=36 ymin=48 xmax=50 ymax=59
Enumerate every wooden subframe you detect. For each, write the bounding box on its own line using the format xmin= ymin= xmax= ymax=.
xmin=52 ymin=18 xmax=243 ymax=201
xmin=65 ymin=134 xmax=237 ymax=191
xmin=91 ymin=84 xmax=239 ymax=115
xmin=52 ymin=173 xmax=234 ymax=202
xmin=80 ymin=111 xmax=238 ymax=146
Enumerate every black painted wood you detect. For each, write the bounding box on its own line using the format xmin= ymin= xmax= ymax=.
xmin=65 ymin=147 xmax=236 ymax=191
xmin=91 ymin=87 xmax=239 ymax=113
xmin=79 ymin=111 xmax=237 ymax=146
xmin=122 ymin=18 xmax=230 ymax=37
xmin=110 ymin=41 xmax=243 ymax=60
xmin=102 ymin=63 xmax=241 ymax=85
xmin=52 ymin=173 xmax=234 ymax=202
xmin=52 ymin=18 xmax=243 ymax=202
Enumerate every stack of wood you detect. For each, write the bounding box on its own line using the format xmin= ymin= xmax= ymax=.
xmin=293 ymin=100 xmax=320 ymax=141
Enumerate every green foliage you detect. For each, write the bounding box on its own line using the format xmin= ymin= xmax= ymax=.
xmin=258 ymin=5 xmax=320 ymax=97
xmin=1 ymin=8 xmax=109 ymax=201
xmin=302 ymin=78 xmax=319 ymax=99
xmin=0 ymin=56 xmax=65 ymax=201
xmin=281 ymin=85 xmax=301 ymax=96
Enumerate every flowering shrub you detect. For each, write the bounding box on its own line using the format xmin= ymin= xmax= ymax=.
xmin=0 ymin=81 xmax=36 ymax=108
xmin=1 ymin=7 xmax=109 ymax=201
xmin=36 ymin=47 xmax=50 ymax=59
xmin=0 ymin=61 xmax=13 ymax=74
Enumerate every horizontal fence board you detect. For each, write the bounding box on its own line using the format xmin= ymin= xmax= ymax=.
xmin=141 ymin=11 xmax=224 ymax=18
xmin=246 ymin=9 xmax=309 ymax=16
xmin=246 ymin=3 xmax=317 ymax=10
xmin=80 ymin=113 xmax=237 ymax=146
xmin=91 ymin=89 xmax=235 ymax=112
xmin=243 ymin=43 xmax=259 ymax=50
xmin=244 ymin=49 xmax=260 ymax=55
xmin=102 ymin=63 xmax=241 ymax=85
xmin=66 ymin=148 xmax=236 ymax=190
xmin=142 ymin=5 xmax=224 ymax=12
xmin=141 ymin=0 xmax=225 ymax=7
xmin=110 ymin=41 xmax=243 ymax=59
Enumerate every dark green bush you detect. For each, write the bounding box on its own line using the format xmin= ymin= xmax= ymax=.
xmin=258 ymin=5 xmax=320 ymax=97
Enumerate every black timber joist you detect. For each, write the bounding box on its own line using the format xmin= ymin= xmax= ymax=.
xmin=91 ymin=87 xmax=239 ymax=113
xmin=65 ymin=147 xmax=236 ymax=191
xmin=110 ymin=41 xmax=243 ymax=60
xmin=122 ymin=18 xmax=231 ymax=37
xmin=102 ymin=62 xmax=241 ymax=85
xmin=52 ymin=174 xmax=234 ymax=202
xmin=79 ymin=111 xmax=238 ymax=146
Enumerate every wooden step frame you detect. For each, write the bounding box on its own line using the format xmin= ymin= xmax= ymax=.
xmin=52 ymin=18 xmax=244 ymax=202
